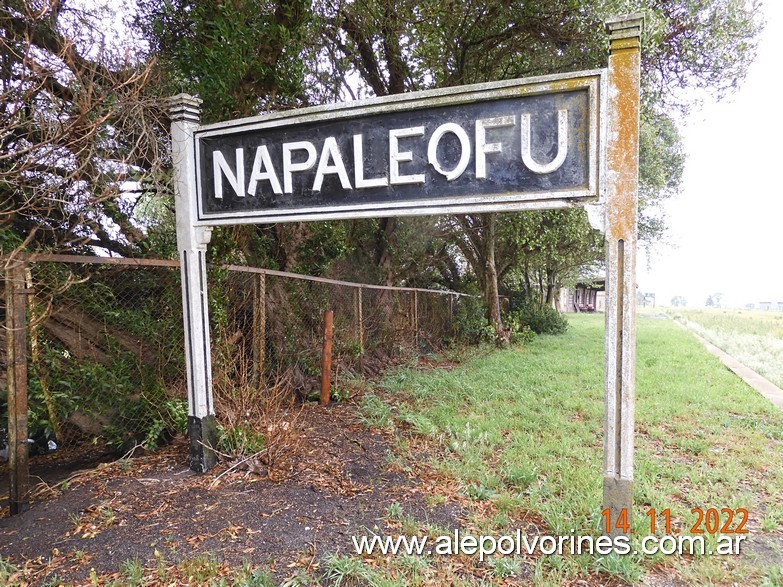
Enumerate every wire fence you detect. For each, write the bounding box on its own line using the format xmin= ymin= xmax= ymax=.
xmin=2 ymin=254 xmax=479 ymax=509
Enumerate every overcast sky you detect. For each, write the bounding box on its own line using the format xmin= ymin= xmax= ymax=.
xmin=637 ymin=1 xmax=783 ymax=308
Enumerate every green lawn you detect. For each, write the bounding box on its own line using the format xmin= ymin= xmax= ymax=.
xmin=669 ymin=307 xmax=783 ymax=389
xmin=369 ymin=313 xmax=783 ymax=584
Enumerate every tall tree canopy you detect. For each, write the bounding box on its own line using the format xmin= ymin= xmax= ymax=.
xmin=300 ymin=0 xmax=760 ymax=333
xmin=2 ymin=1 xmax=762 ymax=336
xmin=0 ymin=0 xmax=165 ymax=256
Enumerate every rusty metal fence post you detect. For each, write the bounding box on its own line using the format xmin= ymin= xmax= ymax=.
xmin=5 ymin=257 xmax=30 ymax=515
xmin=414 ymin=291 xmax=419 ymax=346
xmin=320 ymin=310 xmax=334 ymax=405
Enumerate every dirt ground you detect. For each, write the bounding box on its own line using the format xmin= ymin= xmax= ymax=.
xmin=0 ymin=400 xmax=466 ymax=586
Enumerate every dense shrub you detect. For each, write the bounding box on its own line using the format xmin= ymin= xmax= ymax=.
xmin=451 ymin=293 xmax=492 ymax=344
xmin=508 ymin=304 xmax=569 ymax=335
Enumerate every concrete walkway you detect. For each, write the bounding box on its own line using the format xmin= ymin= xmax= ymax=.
xmin=684 ymin=326 xmax=783 ymax=410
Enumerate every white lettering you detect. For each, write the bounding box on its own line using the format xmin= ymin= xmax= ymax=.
xmin=353 ymin=134 xmax=388 ymax=189
xmin=434 ymin=534 xmax=453 ymax=556
xmin=283 ymin=141 xmax=317 ymax=193
xmin=475 ymin=116 xmax=515 ymax=179
xmin=389 ymin=127 xmax=425 ymax=185
xmin=538 ymin=535 xmax=557 ymax=555
xmin=521 ymin=109 xmax=568 ymax=174
xmin=213 ymin=148 xmax=245 ymax=199
xmin=427 ymin=122 xmax=471 ymax=181
xmin=313 ymin=137 xmax=352 ymax=191
xmin=247 ymin=145 xmax=282 ymax=196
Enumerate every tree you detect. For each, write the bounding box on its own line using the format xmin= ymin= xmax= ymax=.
xmin=136 ymin=0 xmax=310 ymax=122
xmin=671 ymin=295 xmax=687 ymax=307
xmin=126 ymin=0 xmax=762 ymax=336
xmin=134 ymin=0 xmax=322 ymax=271
xmin=1 ymin=1 xmax=164 ymax=256
xmin=511 ymin=209 xmax=604 ymax=310
xmin=301 ymin=0 xmax=761 ymax=336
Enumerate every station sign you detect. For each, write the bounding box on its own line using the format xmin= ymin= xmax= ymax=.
xmin=194 ymin=71 xmax=603 ymax=224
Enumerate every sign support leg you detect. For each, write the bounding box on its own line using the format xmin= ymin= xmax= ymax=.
xmin=169 ymin=95 xmax=217 ymax=472
xmin=603 ymin=14 xmax=643 ymax=535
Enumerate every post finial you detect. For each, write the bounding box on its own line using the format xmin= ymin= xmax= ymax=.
xmin=168 ymin=93 xmax=202 ymax=124
xmin=605 ymin=13 xmax=644 ymax=48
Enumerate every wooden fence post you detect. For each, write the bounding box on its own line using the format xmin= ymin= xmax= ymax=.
xmin=320 ymin=310 xmax=333 ymax=405
xmin=252 ymin=272 xmax=266 ymax=386
xmin=6 ymin=258 xmax=30 ymax=515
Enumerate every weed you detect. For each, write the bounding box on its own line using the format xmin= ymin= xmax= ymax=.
xmin=119 ymin=559 xmax=145 ymax=586
xmin=463 ymin=483 xmax=497 ymax=501
xmin=236 ymin=563 xmax=276 ymax=587
xmin=424 ymin=493 xmax=447 ymax=507
xmin=281 ymin=569 xmax=319 ymax=587
xmin=762 ymin=566 xmax=783 ymax=587
xmin=377 ymin=313 xmax=783 ymax=583
xmin=180 ymin=555 xmax=221 ymax=583
xmin=322 ymin=554 xmax=372 ymax=586
xmin=763 ymin=508 xmax=783 ymax=531
xmin=358 ymin=394 xmax=393 ymax=429
xmin=386 ymin=502 xmax=404 ymax=521
xmin=0 ymin=558 xmax=21 ymax=583
xmin=487 ymin=556 xmax=523 ymax=578
xmin=594 ymin=552 xmax=643 ymax=583
xmin=501 ymin=464 xmax=538 ymax=490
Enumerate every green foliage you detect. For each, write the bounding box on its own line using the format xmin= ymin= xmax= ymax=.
xmin=322 ymin=554 xmax=374 ymax=586
xmin=450 ymin=293 xmax=491 ymax=344
xmin=487 ymin=556 xmax=523 ymax=579
xmin=638 ymin=107 xmax=685 ymax=241
xmin=502 ymin=314 xmax=536 ymax=346
xmin=135 ymin=0 xmax=310 ymax=121
xmin=358 ymin=394 xmax=393 ymax=429
xmin=22 ymin=264 xmax=190 ymax=452
xmin=0 ymin=558 xmax=21 ymax=584
xmin=505 ymin=209 xmax=604 ymax=307
xmin=508 ymin=304 xmax=569 ymax=335
xmin=377 ymin=314 xmax=783 ymax=582
xmin=217 ymin=423 xmax=267 ymax=457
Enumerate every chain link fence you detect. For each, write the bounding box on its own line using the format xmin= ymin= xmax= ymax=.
xmin=2 ymin=254 xmax=479 ymax=512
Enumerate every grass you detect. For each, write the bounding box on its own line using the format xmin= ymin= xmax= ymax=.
xmin=669 ymin=307 xmax=783 ymax=388
xmin=0 ymin=554 xmax=276 ymax=587
xmin=360 ymin=313 xmax=783 ymax=584
xmin=8 ymin=313 xmax=783 ymax=585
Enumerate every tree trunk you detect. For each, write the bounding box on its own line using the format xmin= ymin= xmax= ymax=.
xmin=481 ymin=213 xmax=506 ymax=345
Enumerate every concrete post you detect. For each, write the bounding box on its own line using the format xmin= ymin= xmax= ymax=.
xmin=603 ymin=14 xmax=643 ymax=535
xmin=169 ymin=94 xmax=217 ymax=472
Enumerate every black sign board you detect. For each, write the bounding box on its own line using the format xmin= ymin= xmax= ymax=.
xmin=194 ymin=72 xmax=602 ymax=224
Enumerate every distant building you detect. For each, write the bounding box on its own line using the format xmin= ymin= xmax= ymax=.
xmin=561 ymin=279 xmax=605 ymax=313
xmin=746 ymin=303 xmax=756 ymax=310
xmin=759 ymin=301 xmax=772 ymax=311
xmin=778 ymin=302 xmax=783 ymax=312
